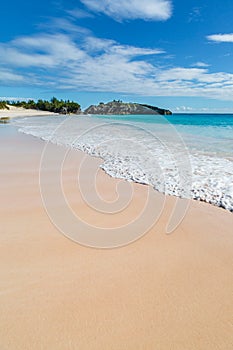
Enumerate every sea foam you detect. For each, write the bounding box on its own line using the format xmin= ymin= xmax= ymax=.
xmin=12 ymin=115 xmax=233 ymax=212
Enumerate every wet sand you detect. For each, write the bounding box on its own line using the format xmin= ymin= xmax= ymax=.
xmin=0 ymin=125 xmax=233 ymax=349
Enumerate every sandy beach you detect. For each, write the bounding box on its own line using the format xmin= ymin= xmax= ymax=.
xmin=0 ymin=125 xmax=233 ymax=349
xmin=0 ymin=105 xmax=58 ymax=119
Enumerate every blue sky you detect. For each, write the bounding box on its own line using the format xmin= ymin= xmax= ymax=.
xmin=1 ymin=0 xmax=233 ymax=112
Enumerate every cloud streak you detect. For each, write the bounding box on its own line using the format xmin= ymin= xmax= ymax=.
xmin=1 ymin=24 xmax=233 ymax=101
xmin=80 ymin=0 xmax=172 ymax=21
xmin=66 ymin=8 xmax=94 ymax=19
xmin=192 ymin=62 xmax=210 ymax=68
xmin=0 ymin=69 xmax=24 ymax=83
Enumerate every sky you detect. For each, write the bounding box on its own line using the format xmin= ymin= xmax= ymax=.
xmin=1 ymin=0 xmax=233 ymax=112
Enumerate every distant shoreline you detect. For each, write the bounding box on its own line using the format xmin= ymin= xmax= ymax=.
xmin=173 ymin=112 xmax=233 ymax=115
xmin=0 ymin=105 xmax=58 ymax=119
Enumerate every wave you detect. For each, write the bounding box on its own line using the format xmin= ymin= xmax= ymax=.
xmin=12 ymin=115 xmax=233 ymax=212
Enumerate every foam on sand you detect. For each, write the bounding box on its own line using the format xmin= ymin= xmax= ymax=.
xmin=13 ymin=115 xmax=233 ymax=211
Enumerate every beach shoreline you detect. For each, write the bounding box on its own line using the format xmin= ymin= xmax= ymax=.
xmin=0 ymin=125 xmax=232 ymax=349
xmin=0 ymin=105 xmax=58 ymax=119
xmin=13 ymin=113 xmax=233 ymax=213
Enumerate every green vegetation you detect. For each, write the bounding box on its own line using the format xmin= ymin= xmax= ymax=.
xmin=0 ymin=97 xmax=81 ymax=114
xmin=113 ymin=99 xmax=122 ymax=103
xmin=0 ymin=101 xmax=9 ymax=110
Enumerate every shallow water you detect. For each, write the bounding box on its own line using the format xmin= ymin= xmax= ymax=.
xmin=12 ymin=114 xmax=233 ymax=211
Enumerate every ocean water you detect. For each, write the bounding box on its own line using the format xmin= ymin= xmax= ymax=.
xmin=12 ymin=114 xmax=233 ymax=211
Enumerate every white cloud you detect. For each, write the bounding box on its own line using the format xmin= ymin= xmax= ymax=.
xmin=1 ymin=24 xmax=233 ymax=101
xmin=156 ymin=67 xmax=207 ymax=81
xmin=0 ymin=32 xmax=162 ymax=69
xmin=174 ymin=105 xmax=233 ymax=113
xmin=175 ymin=106 xmax=193 ymax=112
xmin=38 ymin=18 xmax=91 ymax=35
xmin=207 ymin=33 xmax=233 ymax=43
xmin=192 ymin=62 xmax=210 ymax=68
xmin=0 ymin=34 xmax=87 ymax=67
xmin=66 ymin=8 xmax=94 ymax=19
xmin=0 ymin=69 xmax=24 ymax=83
xmin=0 ymin=96 xmax=32 ymax=101
xmin=80 ymin=0 xmax=172 ymax=21
xmin=110 ymin=45 xmax=164 ymax=56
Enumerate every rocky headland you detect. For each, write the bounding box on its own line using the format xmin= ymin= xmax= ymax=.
xmin=84 ymin=101 xmax=172 ymax=115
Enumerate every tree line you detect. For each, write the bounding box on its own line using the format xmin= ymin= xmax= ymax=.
xmin=0 ymin=101 xmax=9 ymax=110
xmin=0 ymin=97 xmax=81 ymax=114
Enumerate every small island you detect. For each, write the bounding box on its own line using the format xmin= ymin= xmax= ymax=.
xmin=84 ymin=100 xmax=172 ymax=115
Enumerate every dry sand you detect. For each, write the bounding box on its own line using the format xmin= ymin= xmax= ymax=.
xmin=0 ymin=125 xmax=233 ymax=349
xmin=0 ymin=105 xmax=57 ymax=118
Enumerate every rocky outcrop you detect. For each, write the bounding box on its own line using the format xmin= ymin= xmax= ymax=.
xmin=0 ymin=117 xmax=10 ymax=123
xmin=84 ymin=101 xmax=172 ymax=115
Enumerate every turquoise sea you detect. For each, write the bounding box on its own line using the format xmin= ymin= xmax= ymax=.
xmin=94 ymin=113 xmax=233 ymax=158
xmin=12 ymin=113 xmax=233 ymax=211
